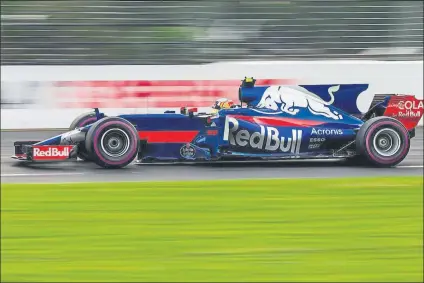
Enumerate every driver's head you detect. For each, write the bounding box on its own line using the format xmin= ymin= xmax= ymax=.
xmin=212 ymin=98 xmax=234 ymax=110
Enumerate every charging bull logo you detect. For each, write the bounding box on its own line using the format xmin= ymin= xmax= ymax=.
xmin=256 ymin=85 xmax=343 ymax=120
xmin=223 ymin=116 xmax=303 ymax=154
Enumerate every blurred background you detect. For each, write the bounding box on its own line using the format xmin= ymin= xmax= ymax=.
xmin=1 ymin=0 xmax=423 ymax=65
xmin=1 ymin=2 xmax=423 ymax=282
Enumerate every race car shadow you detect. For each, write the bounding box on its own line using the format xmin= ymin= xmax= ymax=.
xmin=10 ymin=160 xmax=99 ymax=171
xmin=10 ymin=158 xmax=386 ymax=171
xmin=10 ymin=160 xmax=136 ymax=171
xmin=197 ymin=161 xmax=348 ymax=168
xmin=138 ymin=159 xmax=377 ymax=169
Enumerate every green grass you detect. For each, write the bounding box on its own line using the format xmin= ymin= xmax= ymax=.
xmin=1 ymin=177 xmax=423 ymax=282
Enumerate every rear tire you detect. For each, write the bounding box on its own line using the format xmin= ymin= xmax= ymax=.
xmin=355 ymin=117 xmax=410 ymax=167
xmin=69 ymin=112 xmax=98 ymax=161
xmin=85 ymin=117 xmax=139 ymax=169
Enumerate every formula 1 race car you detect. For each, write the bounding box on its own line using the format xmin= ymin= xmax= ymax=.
xmin=12 ymin=77 xmax=423 ymax=168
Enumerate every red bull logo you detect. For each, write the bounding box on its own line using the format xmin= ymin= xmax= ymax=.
xmin=32 ymin=145 xmax=73 ymax=160
xmin=223 ymin=116 xmax=302 ymax=154
xmin=256 ymin=85 xmax=343 ymax=120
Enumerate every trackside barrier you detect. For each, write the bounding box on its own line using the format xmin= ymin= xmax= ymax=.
xmin=1 ymin=61 xmax=422 ymax=129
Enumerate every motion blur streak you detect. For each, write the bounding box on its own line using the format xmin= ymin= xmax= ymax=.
xmin=1 ymin=178 xmax=423 ymax=282
xmin=1 ymin=0 xmax=423 ymax=282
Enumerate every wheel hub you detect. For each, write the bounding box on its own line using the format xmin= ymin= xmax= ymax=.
xmin=100 ymin=128 xmax=130 ymax=158
xmin=108 ymin=137 xmax=121 ymax=149
xmin=373 ymin=128 xmax=401 ymax=157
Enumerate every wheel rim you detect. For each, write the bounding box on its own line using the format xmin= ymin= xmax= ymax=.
xmin=100 ymin=128 xmax=130 ymax=158
xmin=372 ymin=128 xmax=401 ymax=157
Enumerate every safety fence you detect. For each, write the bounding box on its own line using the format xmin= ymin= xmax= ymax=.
xmin=1 ymin=0 xmax=423 ymax=65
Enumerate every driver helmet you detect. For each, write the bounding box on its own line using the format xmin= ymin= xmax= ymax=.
xmin=212 ymin=98 xmax=234 ymax=111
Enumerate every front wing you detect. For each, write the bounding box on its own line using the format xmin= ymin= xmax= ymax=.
xmin=12 ymin=141 xmax=78 ymax=162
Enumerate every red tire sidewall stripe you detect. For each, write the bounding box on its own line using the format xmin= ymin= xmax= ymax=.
xmin=364 ymin=121 xmax=409 ymax=164
xmin=92 ymin=121 xmax=138 ymax=165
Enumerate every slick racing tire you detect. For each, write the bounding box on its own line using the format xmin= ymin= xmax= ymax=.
xmin=355 ymin=116 xmax=410 ymax=167
xmin=69 ymin=112 xmax=99 ymax=130
xmin=69 ymin=112 xmax=100 ymax=161
xmin=85 ymin=117 xmax=139 ymax=169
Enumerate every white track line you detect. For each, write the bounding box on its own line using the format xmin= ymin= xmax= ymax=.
xmin=396 ymin=165 xmax=424 ymax=168
xmin=1 ymin=173 xmax=84 ymax=177
xmin=1 ymin=165 xmax=422 ymax=178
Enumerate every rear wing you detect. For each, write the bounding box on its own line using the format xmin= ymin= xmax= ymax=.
xmin=383 ymin=95 xmax=423 ymax=130
xmin=363 ymin=94 xmax=423 ymax=130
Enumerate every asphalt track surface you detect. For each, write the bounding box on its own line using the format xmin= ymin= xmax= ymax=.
xmin=1 ymin=129 xmax=423 ymax=183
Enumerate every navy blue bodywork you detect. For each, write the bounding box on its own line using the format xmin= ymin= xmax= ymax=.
xmin=110 ymin=83 xmax=369 ymax=162
xmin=18 ymin=82 xmax=390 ymax=164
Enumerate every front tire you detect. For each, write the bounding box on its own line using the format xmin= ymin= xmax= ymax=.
xmin=69 ymin=112 xmax=99 ymax=161
xmin=85 ymin=117 xmax=139 ymax=169
xmin=355 ymin=117 xmax=410 ymax=167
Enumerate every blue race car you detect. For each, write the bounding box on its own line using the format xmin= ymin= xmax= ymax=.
xmin=12 ymin=77 xmax=423 ymax=168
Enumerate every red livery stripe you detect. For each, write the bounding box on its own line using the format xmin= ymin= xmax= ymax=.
xmin=230 ymin=115 xmax=324 ymax=127
xmin=138 ymin=131 xmax=199 ymax=143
